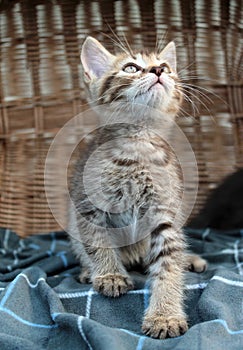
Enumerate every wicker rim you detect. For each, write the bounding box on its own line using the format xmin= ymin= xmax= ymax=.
xmin=0 ymin=0 xmax=242 ymax=236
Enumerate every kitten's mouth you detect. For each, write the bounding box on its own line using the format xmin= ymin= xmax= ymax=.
xmin=149 ymin=81 xmax=164 ymax=91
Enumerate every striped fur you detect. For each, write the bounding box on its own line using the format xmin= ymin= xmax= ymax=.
xmin=68 ymin=37 xmax=206 ymax=339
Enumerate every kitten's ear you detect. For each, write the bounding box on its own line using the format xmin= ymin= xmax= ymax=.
xmin=81 ymin=36 xmax=115 ymax=81
xmin=159 ymin=41 xmax=177 ymax=72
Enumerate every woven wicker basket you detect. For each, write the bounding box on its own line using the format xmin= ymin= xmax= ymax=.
xmin=0 ymin=0 xmax=242 ymax=236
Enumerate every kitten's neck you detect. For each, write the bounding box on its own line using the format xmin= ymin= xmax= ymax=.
xmin=92 ymin=101 xmax=177 ymax=132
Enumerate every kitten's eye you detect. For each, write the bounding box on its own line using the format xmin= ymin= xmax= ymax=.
xmin=160 ymin=64 xmax=171 ymax=74
xmin=123 ymin=63 xmax=140 ymax=73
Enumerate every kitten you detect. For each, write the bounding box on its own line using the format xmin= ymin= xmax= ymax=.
xmin=68 ymin=37 xmax=206 ymax=339
xmin=190 ymin=168 xmax=243 ymax=229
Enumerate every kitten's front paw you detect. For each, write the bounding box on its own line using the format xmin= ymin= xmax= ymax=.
xmin=142 ymin=315 xmax=188 ymax=339
xmin=186 ymin=254 xmax=207 ymax=273
xmin=93 ymin=273 xmax=134 ymax=297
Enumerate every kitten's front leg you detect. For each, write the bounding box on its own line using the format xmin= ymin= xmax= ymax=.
xmin=87 ymin=245 xmax=134 ymax=297
xmin=142 ymin=225 xmax=188 ymax=339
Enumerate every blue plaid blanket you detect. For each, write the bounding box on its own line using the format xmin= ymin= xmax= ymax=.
xmin=0 ymin=227 xmax=243 ymax=350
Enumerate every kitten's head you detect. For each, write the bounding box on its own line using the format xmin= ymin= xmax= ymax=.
xmin=81 ymin=37 xmax=182 ymax=114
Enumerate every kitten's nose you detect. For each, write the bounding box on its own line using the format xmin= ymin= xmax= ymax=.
xmin=149 ymin=66 xmax=163 ymax=76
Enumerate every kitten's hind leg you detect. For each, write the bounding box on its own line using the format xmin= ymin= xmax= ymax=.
xmin=70 ymin=238 xmax=92 ymax=283
xmin=186 ymin=253 xmax=207 ymax=273
xmin=79 ymin=266 xmax=92 ymax=283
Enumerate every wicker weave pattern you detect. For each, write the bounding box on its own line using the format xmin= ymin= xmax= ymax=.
xmin=0 ymin=0 xmax=242 ymax=236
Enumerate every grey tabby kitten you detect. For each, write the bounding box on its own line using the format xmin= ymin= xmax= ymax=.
xmin=68 ymin=37 xmax=206 ymax=339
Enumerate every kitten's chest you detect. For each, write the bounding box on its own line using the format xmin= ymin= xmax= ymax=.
xmin=107 ymin=135 xmax=175 ymax=184
xmin=111 ymin=133 xmax=170 ymax=168
xmin=101 ymin=133 xmax=180 ymax=207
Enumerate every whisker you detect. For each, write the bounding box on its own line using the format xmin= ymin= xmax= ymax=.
xmin=178 ymin=83 xmax=214 ymax=105
xmin=178 ymin=61 xmax=198 ymax=75
xmin=179 ymin=76 xmax=212 ymax=82
xmin=100 ymin=82 xmax=132 ymax=102
xmin=180 ymin=82 xmax=228 ymax=107
xmin=155 ymin=30 xmax=168 ymax=55
xmin=178 ymin=89 xmax=200 ymax=117
xmin=102 ymin=24 xmax=135 ymax=57
xmin=120 ymin=32 xmax=135 ymax=58
xmin=102 ymin=32 xmax=130 ymax=56
xmin=179 ymin=86 xmax=217 ymax=124
xmin=178 ymin=104 xmax=199 ymax=122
